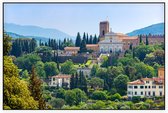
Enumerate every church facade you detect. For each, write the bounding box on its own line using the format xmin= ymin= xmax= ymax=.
xmin=98 ymin=21 xmax=139 ymax=53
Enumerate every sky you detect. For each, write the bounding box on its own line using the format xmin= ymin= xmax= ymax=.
xmin=4 ymin=3 xmax=164 ymax=36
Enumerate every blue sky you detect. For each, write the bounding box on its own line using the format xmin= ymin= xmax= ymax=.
xmin=4 ymin=3 xmax=164 ymax=36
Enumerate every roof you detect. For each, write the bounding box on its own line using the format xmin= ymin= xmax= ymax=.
xmin=128 ymin=79 xmax=145 ymax=85
xmin=86 ymin=44 xmax=99 ymax=47
xmin=64 ymin=47 xmax=80 ymax=51
xmin=128 ymin=77 xmax=164 ymax=85
xmin=121 ymin=36 xmax=138 ymax=40
xmin=49 ymin=74 xmax=71 ymax=78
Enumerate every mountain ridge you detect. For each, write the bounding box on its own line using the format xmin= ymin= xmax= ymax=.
xmin=126 ymin=23 xmax=164 ymax=36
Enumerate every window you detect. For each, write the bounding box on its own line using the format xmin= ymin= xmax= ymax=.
xmin=145 ymin=91 xmax=147 ymax=96
xmin=148 ymin=91 xmax=151 ymax=96
xmin=141 ymin=92 xmax=143 ymax=95
xmin=140 ymin=86 xmax=144 ymax=89
xmin=146 ymin=81 xmax=149 ymax=84
xmin=159 ymin=86 xmax=163 ymax=89
xmin=152 ymin=86 xmax=156 ymax=88
xmin=148 ymin=86 xmax=151 ymax=89
xmin=129 ymin=86 xmax=133 ymax=89
xmin=153 ymin=91 xmax=155 ymax=96
xmin=134 ymin=86 xmax=138 ymax=89
xmin=160 ymin=91 xmax=162 ymax=96
xmin=53 ymin=78 xmax=55 ymax=81
xmin=135 ymin=91 xmax=137 ymax=95
xmin=145 ymin=86 xmax=147 ymax=89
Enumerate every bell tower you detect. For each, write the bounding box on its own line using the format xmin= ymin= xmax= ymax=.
xmin=99 ymin=21 xmax=109 ymax=38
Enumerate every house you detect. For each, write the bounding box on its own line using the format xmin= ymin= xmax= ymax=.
xmin=49 ymin=74 xmax=71 ymax=88
xmin=127 ymin=77 xmax=164 ymax=99
xmin=64 ymin=47 xmax=80 ymax=56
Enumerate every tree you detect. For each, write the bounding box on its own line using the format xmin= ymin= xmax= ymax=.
xmin=92 ymin=100 xmax=106 ymax=109
xmin=89 ymin=77 xmax=104 ymax=90
xmin=139 ymin=35 xmax=142 ymax=44
xmin=4 ymin=56 xmax=38 ymax=109
xmin=49 ymin=98 xmax=65 ymax=109
xmin=91 ymin=64 xmax=99 ymax=76
xmin=134 ymin=45 xmax=154 ymax=61
xmin=124 ymin=65 xmax=137 ymax=81
xmin=35 ymin=61 xmax=46 ymax=79
xmin=91 ymin=90 xmax=107 ymax=100
xmin=89 ymin=35 xmax=93 ymax=44
xmin=3 ymin=33 xmax=12 ymax=56
xmin=61 ymin=60 xmax=76 ymax=74
xmin=29 ymin=66 xmax=46 ymax=109
xmin=34 ymin=46 xmax=52 ymax=62
xmin=93 ymin=34 xmax=98 ymax=44
xmin=56 ymin=88 xmax=66 ymax=99
xmin=153 ymin=50 xmax=165 ymax=65
xmin=65 ymin=88 xmax=87 ymax=106
xmin=44 ymin=62 xmax=59 ymax=78
xmin=114 ymin=74 xmax=129 ymax=96
xmin=146 ymin=35 xmax=149 ymax=45
xmin=15 ymin=54 xmax=41 ymax=72
xmin=75 ymin=32 xmax=81 ymax=47
xmin=70 ymin=74 xmax=75 ymax=89
xmin=29 ymin=38 xmax=37 ymax=53
xmin=101 ymin=56 xmax=109 ymax=67
xmin=80 ymin=39 xmax=87 ymax=52
xmin=110 ymin=93 xmax=122 ymax=101
xmin=21 ymin=70 xmax=29 ymax=79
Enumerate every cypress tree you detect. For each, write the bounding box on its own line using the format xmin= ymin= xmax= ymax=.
xmin=146 ymin=35 xmax=149 ymax=45
xmin=74 ymin=72 xmax=78 ymax=88
xmin=139 ymin=35 xmax=142 ymax=44
xmin=86 ymin=33 xmax=89 ymax=44
xmin=89 ymin=35 xmax=93 ymax=44
xmin=70 ymin=74 xmax=75 ymax=89
xmin=129 ymin=43 xmax=133 ymax=50
xmin=75 ymin=32 xmax=81 ymax=47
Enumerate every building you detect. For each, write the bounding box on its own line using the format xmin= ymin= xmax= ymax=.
xmin=49 ymin=74 xmax=71 ymax=88
xmin=140 ymin=34 xmax=164 ymax=45
xmin=98 ymin=21 xmax=138 ymax=53
xmin=77 ymin=67 xmax=91 ymax=78
xmin=127 ymin=77 xmax=164 ymax=99
xmin=64 ymin=47 xmax=80 ymax=56
xmin=86 ymin=44 xmax=99 ymax=52
xmin=158 ymin=67 xmax=165 ymax=79
xmin=99 ymin=21 xmax=110 ymax=39
xmin=127 ymin=67 xmax=165 ymax=99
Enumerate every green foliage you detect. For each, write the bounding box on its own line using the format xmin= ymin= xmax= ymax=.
xmin=61 ymin=60 xmax=76 ymax=74
xmin=91 ymin=64 xmax=99 ymax=76
xmin=4 ymin=56 xmax=38 ymax=109
xmin=3 ymin=33 xmax=12 ymax=56
xmin=35 ymin=61 xmax=46 ymax=79
xmin=49 ymin=98 xmax=65 ymax=109
xmin=92 ymin=100 xmax=106 ymax=109
xmin=134 ymin=45 xmax=154 ymax=61
xmin=91 ymin=90 xmax=107 ymax=100
xmin=65 ymin=88 xmax=87 ymax=106
xmin=135 ymin=62 xmax=155 ymax=78
xmin=75 ymin=32 xmax=81 ymax=47
xmin=55 ymin=88 xmax=66 ymax=99
xmin=44 ymin=62 xmax=59 ymax=78
xmin=101 ymin=56 xmax=109 ymax=67
xmin=89 ymin=77 xmax=104 ymax=90
xmin=110 ymin=93 xmax=122 ymax=101
xmin=15 ymin=54 xmax=41 ymax=72
xmin=34 ymin=46 xmax=52 ymax=62
xmin=21 ymin=70 xmax=29 ymax=79
xmin=29 ymin=66 xmax=46 ymax=109
xmin=85 ymin=60 xmax=92 ymax=67
xmin=132 ymin=96 xmax=141 ymax=103
xmin=114 ymin=74 xmax=129 ymax=96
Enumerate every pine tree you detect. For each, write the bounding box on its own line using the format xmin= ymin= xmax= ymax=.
xmin=29 ymin=66 xmax=46 ymax=109
xmin=75 ymin=32 xmax=81 ymax=47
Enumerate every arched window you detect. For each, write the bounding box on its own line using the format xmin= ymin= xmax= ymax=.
xmin=102 ymin=30 xmax=105 ymax=36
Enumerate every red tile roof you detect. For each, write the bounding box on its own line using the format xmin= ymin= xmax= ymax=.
xmin=49 ymin=74 xmax=71 ymax=78
xmin=128 ymin=79 xmax=145 ymax=85
xmin=64 ymin=47 xmax=80 ymax=51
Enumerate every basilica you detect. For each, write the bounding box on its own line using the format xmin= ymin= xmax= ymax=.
xmin=98 ymin=21 xmax=139 ymax=53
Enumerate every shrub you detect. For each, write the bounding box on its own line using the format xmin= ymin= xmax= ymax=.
xmin=132 ymin=96 xmax=141 ymax=103
xmin=91 ymin=90 xmax=107 ymax=100
xmin=110 ymin=93 xmax=122 ymax=101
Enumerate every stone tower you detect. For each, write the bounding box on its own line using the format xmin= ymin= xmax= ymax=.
xmin=99 ymin=21 xmax=109 ymax=37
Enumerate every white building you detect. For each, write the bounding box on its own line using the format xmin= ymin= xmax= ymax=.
xmin=98 ymin=31 xmax=123 ymax=53
xmin=77 ymin=67 xmax=91 ymax=78
xmin=127 ymin=77 xmax=164 ymax=99
xmin=49 ymin=74 xmax=71 ymax=88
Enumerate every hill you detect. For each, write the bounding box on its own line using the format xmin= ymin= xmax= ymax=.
xmin=4 ymin=23 xmax=75 ymax=40
xmin=126 ymin=23 xmax=164 ymax=36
